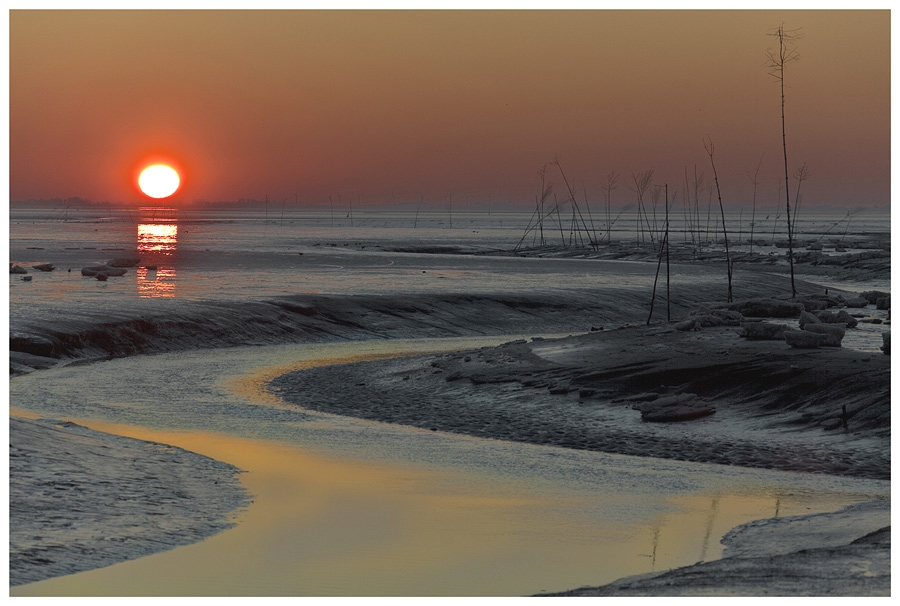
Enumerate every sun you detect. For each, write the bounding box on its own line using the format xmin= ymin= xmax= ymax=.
xmin=138 ymin=164 xmax=181 ymax=199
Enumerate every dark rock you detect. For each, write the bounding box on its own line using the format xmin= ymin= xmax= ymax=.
xmin=733 ymin=299 xmax=803 ymax=318
xmin=784 ymin=329 xmax=829 ymax=348
xmin=710 ymin=309 xmax=744 ymax=323
xmin=814 ymin=309 xmax=859 ymax=328
xmin=799 ymin=310 xmax=820 ymax=328
xmin=9 ymin=264 xmax=27 ymax=274
xmin=694 ymin=314 xmax=725 ymax=327
xmin=876 ymin=296 xmax=890 ymax=311
xmin=881 ymin=332 xmax=890 ymax=355
xmin=740 ymin=321 xmax=787 ymax=340
xmin=675 ymin=319 xmax=700 ymax=331
xmin=843 ymin=297 xmax=869 ymax=308
xmin=861 ymin=290 xmax=889 ymax=305
xmin=81 ymin=265 xmax=127 ymax=277
xmin=797 ymin=298 xmax=829 ymax=312
xmin=32 ymin=263 xmax=54 ymax=272
xmin=803 ymin=323 xmax=846 ymax=347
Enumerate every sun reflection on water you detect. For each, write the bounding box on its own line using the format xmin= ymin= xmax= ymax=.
xmin=136 ymin=207 xmax=178 ymax=298
xmin=137 ymin=223 xmax=178 ymax=253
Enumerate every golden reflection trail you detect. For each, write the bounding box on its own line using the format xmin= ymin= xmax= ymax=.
xmin=136 ymin=207 xmax=178 ymax=298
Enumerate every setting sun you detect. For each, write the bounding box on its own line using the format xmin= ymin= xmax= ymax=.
xmin=138 ymin=164 xmax=180 ymax=199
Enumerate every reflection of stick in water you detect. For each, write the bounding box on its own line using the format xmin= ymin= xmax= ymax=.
xmin=698 ymin=496 xmax=720 ymax=562
xmin=651 ymin=526 xmax=660 ymax=569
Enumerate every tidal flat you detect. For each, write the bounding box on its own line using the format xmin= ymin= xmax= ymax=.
xmin=9 ymin=206 xmax=890 ymax=595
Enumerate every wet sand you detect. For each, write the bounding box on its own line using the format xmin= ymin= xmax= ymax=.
xmin=9 ymin=255 xmax=891 ymax=595
xmin=268 ymin=321 xmax=890 ymax=595
xmin=271 ymin=324 xmax=890 ymax=480
xmin=9 ymin=415 xmax=248 ymax=587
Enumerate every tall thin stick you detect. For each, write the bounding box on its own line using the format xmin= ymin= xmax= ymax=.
xmin=748 ymin=156 xmax=763 ymax=255
xmin=664 ymin=184 xmax=671 ymax=322
xmin=647 ymin=230 xmax=668 ymax=325
xmin=602 ymin=171 xmax=619 ymax=245
xmin=703 ymin=136 xmax=733 ymax=303
xmin=767 ymin=24 xmax=802 ymax=297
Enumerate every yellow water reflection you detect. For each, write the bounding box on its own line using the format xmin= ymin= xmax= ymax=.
xmin=10 ymin=420 xmax=868 ymax=597
xmin=10 ymin=338 xmax=882 ymax=596
xmin=136 ymin=209 xmax=177 ymax=298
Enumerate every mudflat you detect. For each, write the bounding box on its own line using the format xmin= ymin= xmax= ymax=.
xmin=269 ymin=315 xmax=890 ymax=595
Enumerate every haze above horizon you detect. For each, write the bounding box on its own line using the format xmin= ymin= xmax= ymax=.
xmin=9 ymin=10 xmax=890 ymax=209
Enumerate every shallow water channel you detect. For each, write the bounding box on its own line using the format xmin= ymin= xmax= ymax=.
xmin=10 ymin=337 xmax=889 ymax=596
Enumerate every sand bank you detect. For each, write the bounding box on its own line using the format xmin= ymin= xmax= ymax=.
xmin=266 ymin=321 xmax=890 ymax=595
xmin=9 ymin=257 xmax=890 ymax=595
xmin=9 ymin=416 xmax=249 ymax=586
xmin=271 ymin=324 xmax=890 ymax=480
xmin=549 ymin=499 xmax=889 ymax=596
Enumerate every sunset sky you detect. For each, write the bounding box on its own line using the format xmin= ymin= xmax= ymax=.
xmin=9 ymin=9 xmax=891 ymax=209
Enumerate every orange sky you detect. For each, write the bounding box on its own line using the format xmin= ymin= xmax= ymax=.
xmin=9 ymin=10 xmax=890 ymax=208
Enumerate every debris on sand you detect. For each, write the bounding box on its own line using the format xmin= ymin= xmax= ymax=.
xmin=81 ymin=265 xmax=127 ymax=277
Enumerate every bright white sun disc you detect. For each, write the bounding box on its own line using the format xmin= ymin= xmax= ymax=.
xmin=138 ymin=165 xmax=180 ymax=199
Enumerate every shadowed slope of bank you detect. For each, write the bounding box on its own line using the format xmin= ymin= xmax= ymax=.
xmin=269 ymin=323 xmax=889 ymax=481
xmin=10 ymin=266 xmax=829 ymax=376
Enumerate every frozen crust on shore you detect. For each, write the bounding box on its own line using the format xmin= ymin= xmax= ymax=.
xmin=9 ymin=416 xmax=249 ymax=587
xmin=545 ymin=499 xmax=890 ymax=596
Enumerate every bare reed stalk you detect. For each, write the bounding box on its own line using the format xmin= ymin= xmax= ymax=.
xmin=515 ymin=165 xmax=554 ymax=249
xmin=693 ymin=167 xmax=702 ymax=250
xmin=665 ymin=184 xmax=671 ymax=321
xmin=649 ymin=186 xmax=661 ymax=240
xmin=748 ymin=157 xmax=763 ymax=255
xmin=553 ymin=194 xmax=566 ymax=246
xmin=647 ymin=184 xmax=670 ymax=324
xmin=771 ymin=183 xmax=782 ymax=244
xmin=630 ymin=168 xmax=655 ymax=247
xmin=767 ymin=23 xmax=803 ymax=297
xmin=581 ymin=180 xmax=599 ymax=248
xmin=681 ymin=172 xmax=690 ymax=245
xmin=703 ymin=136 xmax=733 ymax=303
xmin=792 ymin=163 xmax=810 ymax=242
xmin=601 ymin=172 xmax=620 ymax=245
xmin=414 ymin=195 xmax=423 ymax=228
xmin=553 ymin=159 xmax=595 ymax=249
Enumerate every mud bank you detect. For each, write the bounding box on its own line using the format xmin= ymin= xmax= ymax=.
xmin=547 ymin=499 xmax=890 ymax=596
xmin=270 ymin=324 xmax=890 ymax=480
xmin=9 ymin=416 xmax=249 ymax=587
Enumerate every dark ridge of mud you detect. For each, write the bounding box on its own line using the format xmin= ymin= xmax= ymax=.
xmin=9 ymin=268 xmax=833 ymax=376
xmin=270 ymin=324 xmax=890 ymax=481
